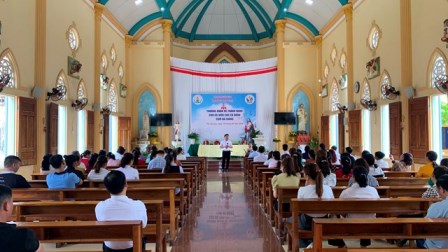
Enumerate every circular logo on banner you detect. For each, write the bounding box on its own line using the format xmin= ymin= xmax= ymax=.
xmin=192 ymin=95 xmax=203 ymax=105
xmin=245 ymin=95 xmax=255 ymax=104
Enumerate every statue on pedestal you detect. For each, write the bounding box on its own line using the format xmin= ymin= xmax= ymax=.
xmin=174 ymin=121 xmax=181 ymax=141
xmin=140 ymin=111 xmax=150 ymax=140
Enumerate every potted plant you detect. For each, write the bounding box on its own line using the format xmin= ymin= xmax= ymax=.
xmin=273 ymin=137 xmax=281 ymax=143
xmin=187 ymin=132 xmax=199 ymax=144
xmin=288 ymin=131 xmax=297 ymax=142
xmin=308 ymin=137 xmax=319 ymax=150
xmin=148 ymin=131 xmax=158 ymax=143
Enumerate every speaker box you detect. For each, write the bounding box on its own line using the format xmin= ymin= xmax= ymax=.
xmin=31 ymin=86 xmax=42 ymax=98
xmin=405 ymin=86 xmax=415 ymax=99
xmin=347 ymin=102 xmax=355 ymax=111
xmin=92 ymin=102 xmax=101 ymax=111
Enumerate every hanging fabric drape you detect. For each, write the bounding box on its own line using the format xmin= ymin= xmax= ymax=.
xmin=171 ymin=57 xmax=277 ymax=151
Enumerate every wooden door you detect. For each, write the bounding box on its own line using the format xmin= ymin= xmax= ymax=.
xmin=348 ymin=110 xmax=362 ymax=155
xmin=87 ymin=111 xmax=94 ymax=152
xmin=103 ymin=114 xmax=110 ymax=151
xmin=389 ymin=101 xmax=402 ymax=158
xmin=47 ymin=102 xmax=58 ymax=155
xmin=409 ymin=97 xmax=429 ymax=163
xmin=321 ymin=116 xmax=329 ymax=147
xmin=118 ymin=117 xmax=131 ymax=152
xmin=338 ymin=113 xmax=345 ymax=152
xmin=18 ymin=97 xmax=37 ymax=165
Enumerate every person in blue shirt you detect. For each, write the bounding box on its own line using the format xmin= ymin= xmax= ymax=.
xmin=46 ymin=154 xmax=83 ymax=189
xmin=417 ymin=174 xmax=448 ymax=249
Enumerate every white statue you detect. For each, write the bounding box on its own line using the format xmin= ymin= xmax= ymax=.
xmin=297 ymin=104 xmax=307 ymax=132
xmin=174 ymin=121 xmax=180 ymax=141
xmin=140 ymin=111 xmax=150 ymax=140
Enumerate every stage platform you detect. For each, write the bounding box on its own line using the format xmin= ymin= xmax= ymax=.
xmin=193 ymin=144 xmax=248 ymax=158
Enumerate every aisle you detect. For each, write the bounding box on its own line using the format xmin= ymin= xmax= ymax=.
xmin=171 ymin=170 xmax=284 ymax=252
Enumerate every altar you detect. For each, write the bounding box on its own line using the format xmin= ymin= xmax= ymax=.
xmin=197 ymin=145 xmax=249 ymax=158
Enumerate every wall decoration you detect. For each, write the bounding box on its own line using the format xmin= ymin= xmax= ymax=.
xmin=366 ymin=57 xmax=380 ymax=79
xmin=101 ymin=52 xmax=108 ymax=73
xmin=339 ymin=73 xmax=348 ymax=90
xmin=120 ymin=83 xmax=127 ymax=98
xmin=66 ymin=22 xmax=81 ymax=57
xmin=321 ymin=84 xmax=328 ymax=97
xmin=100 ymin=74 xmax=109 ymax=91
xmin=330 ymin=45 xmax=337 ymax=65
xmin=67 ymin=56 xmax=82 ymax=79
xmin=323 ymin=63 xmax=329 ymax=81
xmin=367 ymin=21 xmax=382 ymax=57
xmin=339 ymin=50 xmax=347 ymax=69
xmin=354 ymin=81 xmax=360 ymax=93
xmin=442 ymin=19 xmax=448 ymax=44
xmin=110 ymin=45 xmax=117 ymax=65
xmin=118 ymin=63 xmax=124 ymax=82
xmin=292 ymin=90 xmax=310 ymax=133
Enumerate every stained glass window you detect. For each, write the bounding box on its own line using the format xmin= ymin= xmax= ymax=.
xmin=432 ymin=56 xmax=447 ymax=87
xmin=330 ymin=80 xmax=339 ymax=112
xmin=0 ymin=55 xmax=16 ymax=88
xmin=362 ymin=80 xmax=371 ymax=101
xmin=108 ymin=81 xmax=117 ymax=112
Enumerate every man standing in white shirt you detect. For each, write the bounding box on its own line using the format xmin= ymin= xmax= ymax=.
xmin=95 ymin=170 xmax=147 ymax=252
xmin=220 ymin=134 xmax=233 ymax=172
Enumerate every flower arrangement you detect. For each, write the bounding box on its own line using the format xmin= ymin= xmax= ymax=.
xmin=289 ymin=131 xmax=297 ymax=137
xmin=148 ymin=131 xmax=158 ymax=138
xmin=273 ymin=137 xmax=281 ymax=143
xmin=309 ymin=137 xmax=319 ymax=149
xmin=187 ymin=132 xmax=199 ymax=140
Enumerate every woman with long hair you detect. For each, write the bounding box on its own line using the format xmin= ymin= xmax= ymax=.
xmin=87 ymin=155 xmax=110 ymax=181
xmin=115 ymin=153 xmax=139 ymax=180
xmin=40 ymin=154 xmax=54 ymax=174
xmin=390 ymin=152 xmax=413 ymax=171
xmin=348 ymin=158 xmax=379 ymax=187
xmin=265 ymin=151 xmax=281 ymax=169
xmin=297 ymin=163 xmax=334 ymax=248
xmin=132 ymin=149 xmax=146 ymax=166
xmin=86 ymin=153 xmax=99 ymax=174
xmin=417 ymin=151 xmax=438 ymax=178
xmin=163 ymin=149 xmax=184 ymax=174
xmin=335 ymin=155 xmax=352 ymax=178
xmin=272 ymin=156 xmax=301 ymax=198
xmin=318 ymin=160 xmax=336 ymax=187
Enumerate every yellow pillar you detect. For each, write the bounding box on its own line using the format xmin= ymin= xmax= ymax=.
xmin=344 ymin=3 xmax=354 ymax=105
xmin=125 ymin=35 xmax=133 ymax=117
xmin=315 ymin=35 xmax=323 ymax=141
xmin=35 ymin=0 xmax=46 ymax=172
xmin=275 ymin=20 xmax=286 ymax=147
xmin=400 ymin=0 xmax=412 ymax=152
xmin=161 ymin=20 xmax=173 ymax=147
xmin=94 ymin=3 xmax=104 ymax=152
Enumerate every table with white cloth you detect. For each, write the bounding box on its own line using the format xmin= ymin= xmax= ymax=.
xmin=197 ymin=145 xmax=249 ymax=157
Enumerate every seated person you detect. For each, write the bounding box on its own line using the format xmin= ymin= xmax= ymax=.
xmin=265 ymin=151 xmax=281 ymax=169
xmin=116 ymin=153 xmax=139 ymax=180
xmin=162 ymin=150 xmax=184 ymax=174
xmin=132 ymin=150 xmax=146 ymax=166
xmin=374 ymin=151 xmax=388 ymax=169
xmin=248 ymin=145 xmax=259 ymax=158
xmin=40 ymin=154 xmax=54 ymax=174
xmin=365 ymin=153 xmax=384 ymax=177
xmin=335 ymin=155 xmax=352 ymax=178
xmin=422 ymin=166 xmax=448 ymax=198
xmin=253 ymin=146 xmax=268 ymax=162
xmin=147 ymin=150 xmax=166 ymax=170
xmin=348 ymin=159 xmax=379 ymax=187
xmin=0 ymin=155 xmax=30 ymax=188
xmin=95 ymin=171 xmax=147 ymax=252
xmin=272 ymin=156 xmax=300 ymax=200
xmin=0 ymin=185 xmax=43 ymax=252
xmin=418 ymin=174 xmax=448 ymax=249
xmin=64 ymin=155 xmax=85 ymax=180
xmin=390 ymin=152 xmax=413 ymax=171
xmin=176 ymin=147 xmax=187 ymax=161
xmin=46 ymin=154 xmax=82 ymax=189
xmin=417 ymin=151 xmax=438 ymax=178
xmin=318 ymin=160 xmax=336 ymax=187
xmin=281 ymin=144 xmax=290 ymax=157
xmin=87 ymin=156 xmax=110 ymax=181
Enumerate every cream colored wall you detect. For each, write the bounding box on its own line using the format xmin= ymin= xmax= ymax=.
xmin=46 ymin=0 xmax=95 ymax=154
xmin=0 ymin=0 xmax=36 ymax=93
xmin=411 ymin=0 xmax=448 ymax=92
xmin=101 ymin=20 xmax=126 ymax=115
xmin=322 ymin=20 xmax=347 ymax=115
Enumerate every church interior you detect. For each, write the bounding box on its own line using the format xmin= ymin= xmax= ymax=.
xmin=1 ymin=0 xmax=448 ymax=251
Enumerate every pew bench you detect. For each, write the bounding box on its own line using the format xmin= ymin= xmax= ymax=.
xmin=17 ymin=221 xmax=143 ymax=252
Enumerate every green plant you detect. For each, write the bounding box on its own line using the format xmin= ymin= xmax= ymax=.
xmin=148 ymin=131 xmax=158 ymax=138
xmin=309 ymin=137 xmax=319 ymax=149
xmin=289 ymin=131 xmax=297 ymax=137
xmin=187 ymin=132 xmax=199 ymax=139
xmin=250 ymin=130 xmax=262 ymax=138
xmin=273 ymin=137 xmax=281 ymax=143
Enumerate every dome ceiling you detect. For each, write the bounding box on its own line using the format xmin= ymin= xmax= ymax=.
xmin=99 ymin=0 xmax=348 ymax=41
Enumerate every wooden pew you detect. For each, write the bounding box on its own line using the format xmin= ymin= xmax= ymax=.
xmin=285 ymin=198 xmax=438 ymax=252
xmin=262 ymin=172 xmax=276 ymax=213
xmin=13 ymin=187 xmax=177 ymax=243
xmin=17 ymin=221 xmax=143 ymax=252
xmin=243 ymin=157 xmax=253 ymax=181
xmin=15 ymin=201 xmax=164 ymax=252
xmin=312 ymin=218 xmax=448 ymax=252
xmin=384 ymin=171 xmax=417 ymax=177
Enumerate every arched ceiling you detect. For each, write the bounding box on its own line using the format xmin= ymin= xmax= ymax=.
xmin=99 ymin=0 xmax=348 ymax=42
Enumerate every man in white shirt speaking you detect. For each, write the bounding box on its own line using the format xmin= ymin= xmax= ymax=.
xmin=220 ymin=134 xmax=233 ymax=172
xmin=95 ymin=170 xmax=147 ymax=252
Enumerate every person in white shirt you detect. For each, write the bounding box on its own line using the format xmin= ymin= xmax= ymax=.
xmin=115 ymin=146 xmax=126 ymax=160
xmin=220 ymin=134 xmax=233 ymax=172
xmin=318 ymin=160 xmax=336 ymax=187
xmin=95 ymin=170 xmax=147 ymax=252
xmin=176 ymin=147 xmax=187 ymax=161
xmin=330 ymin=166 xmax=380 ymax=248
xmin=264 ymin=151 xmax=281 ymax=168
xmin=281 ymin=144 xmax=290 ymax=157
xmin=115 ymin=153 xmax=139 ymax=180
xmin=297 ymin=163 xmax=334 ymax=248
xmin=247 ymin=145 xmax=259 ymax=158
xmin=374 ymin=151 xmax=389 ymax=169
xmin=87 ymin=155 xmax=110 ymax=181
xmin=365 ymin=153 xmax=385 ymax=177
xmin=253 ymin=146 xmax=268 ymax=162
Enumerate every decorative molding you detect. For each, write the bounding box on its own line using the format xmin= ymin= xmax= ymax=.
xmin=366 ymin=20 xmax=382 ymax=57
xmin=321 ymin=8 xmax=345 ymax=38
xmin=66 ymin=22 xmax=81 ymax=57
xmin=101 ymin=7 xmax=127 ymax=38
xmin=205 ymin=43 xmax=245 ymax=63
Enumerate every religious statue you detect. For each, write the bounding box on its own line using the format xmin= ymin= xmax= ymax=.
xmin=244 ymin=118 xmax=255 ymax=144
xmin=174 ymin=121 xmax=180 ymax=141
xmin=297 ymin=104 xmax=307 ymax=133
xmin=140 ymin=111 xmax=150 ymax=140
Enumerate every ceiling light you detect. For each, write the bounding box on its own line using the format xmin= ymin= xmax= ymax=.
xmin=161 ymin=7 xmax=165 ymax=11
xmin=135 ymin=0 xmax=143 ymax=6
xmin=283 ymin=8 xmax=287 ymax=12
xmin=305 ymin=0 xmax=314 ymax=5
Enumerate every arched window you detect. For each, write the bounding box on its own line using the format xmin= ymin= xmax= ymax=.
xmin=430 ymin=52 xmax=447 ymax=87
xmin=77 ymin=80 xmax=86 ymax=99
xmin=362 ymin=79 xmax=371 ymax=101
xmin=101 ymin=53 xmax=108 ymax=73
xmin=56 ymin=71 xmax=69 ymax=100
xmin=0 ymin=49 xmax=19 ymax=88
xmin=380 ymin=71 xmax=391 ymax=99
xmin=330 ymin=79 xmax=339 ymax=112
xmin=108 ymin=80 xmax=117 ymax=112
